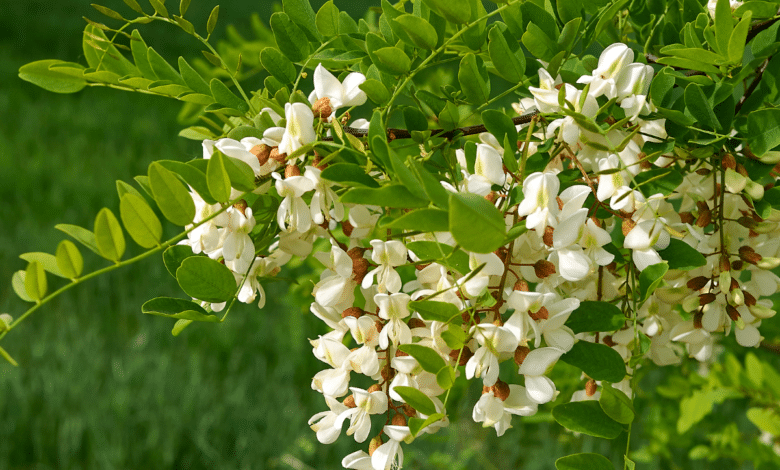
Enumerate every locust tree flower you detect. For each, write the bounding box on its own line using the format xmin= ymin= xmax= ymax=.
xmin=472 ymin=384 xmax=538 ymax=436
xmin=309 ymin=396 xmax=349 ymax=444
xmin=363 ymin=240 xmax=407 ymax=293
xmin=305 ymin=165 xmax=345 ymax=225
xmin=466 ymin=144 xmax=506 ymax=196
xmin=313 ymin=241 xmax=356 ymax=308
xmin=274 ymin=172 xmax=315 ymax=233
xmin=278 ymin=102 xmax=316 ymax=156
xmin=372 ymin=425 xmax=411 ymax=470
xmin=517 ymin=172 xmax=560 ymax=232
xmin=466 ymin=324 xmax=518 ymax=386
xmin=336 ymin=387 xmax=388 ymax=443
xmin=309 ymin=64 xmax=368 ymax=118
xmin=518 ymin=347 xmax=566 ymax=404
xmin=375 ymin=292 xmax=413 ymax=349
xmin=577 ymin=43 xmax=635 ymax=99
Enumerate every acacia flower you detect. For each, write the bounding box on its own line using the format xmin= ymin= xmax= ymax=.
xmin=363 ymin=240 xmax=407 ymax=293
xmin=336 ymin=387 xmax=388 ymax=443
xmin=274 ymin=172 xmax=315 ymax=233
xmin=309 ymin=63 xmax=368 ymax=118
xmin=278 ymin=102 xmax=316 ymax=156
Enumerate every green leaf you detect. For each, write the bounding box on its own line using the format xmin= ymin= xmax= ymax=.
xmin=12 ymin=270 xmax=34 ymax=302
xmin=19 ymin=253 xmax=64 ymax=278
xmin=393 ymin=14 xmax=438 ymax=50
xmin=94 ymin=208 xmax=125 ymax=262
xmin=593 ymin=0 xmax=629 ymax=43
xmin=25 ymin=261 xmax=47 ymax=301
xmin=441 ymin=323 xmax=468 ymax=349
xmin=56 ymin=240 xmax=83 ymax=279
xmin=341 ymin=185 xmax=428 ymax=208
xmin=0 ymin=346 xmax=19 ymax=367
xmin=146 ymin=47 xmax=185 ymax=86
xmin=736 ymin=1 xmax=780 ymax=18
xmin=55 ymin=223 xmax=100 ymax=256
xmin=684 ymin=83 xmax=719 ymax=130
xmin=207 ymin=150 xmax=232 ymax=202
xmin=522 ymin=23 xmax=558 ymax=61
xmin=18 ymin=60 xmax=87 ymax=94
xmin=260 ymin=47 xmax=297 ymax=84
xmin=499 ymin=2 xmax=523 ymax=39
xmin=488 ymin=26 xmax=525 ymax=82
xmin=436 ymin=367 xmax=457 ymax=390
xmin=677 ymin=388 xmax=741 ymax=433
xmin=638 ymin=262 xmax=668 ymax=303
xmin=398 ymin=344 xmax=447 ymax=374
xmin=210 ymin=78 xmax=249 ymax=114
xmin=178 ymin=57 xmax=211 ymax=96
xmin=556 ymin=453 xmax=615 ymax=470
xmin=142 ymin=297 xmax=221 ymax=322
xmin=373 ymin=47 xmax=411 ymax=75
xmin=729 ymin=12 xmax=752 ymax=63
xmin=123 ymin=0 xmax=145 ymax=14
xmin=458 ymin=53 xmax=490 ymax=105
xmin=384 ymin=208 xmax=449 ymax=232
xmin=408 ymin=413 xmax=445 ymax=436
xmin=714 ymin=0 xmax=734 ymax=55
xmin=316 ymin=1 xmax=340 ymax=37
xmin=449 ymin=193 xmax=505 ymax=253
xmin=157 ymin=160 xmax=216 ymax=204
xmin=321 ymin=163 xmax=380 ymax=188
xmin=599 ymin=384 xmax=635 ymax=425
xmin=409 ymin=300 xmax=463 ymax=324
xmin=271 ymin=12 xmax=310 ymax=62
xmin=747 ymin=407 xmax=780 ymax=435
xmin=120 ymin=193 xmax=162 ymax=248
xmin=393 ymin=386 xmax=437 ymax=415
xmin=130 ymin=30 xmax=155 ymax=79
xmin=565 ymin=301 xmax=626 ymax=334
xmin=561 ymin=341 xmax=626 ymax=383
xmin=438 ymin=101 xmax=461 ymax=131
xmin=163 ymin=245 xmax=197 ymax=278
xmin=176 ymin=256 xmax=237 ymax=303
xmin=552 ymin=401 xmax=623 ymax=439
xmin=747 ymin=108 xmax=780 ymax=157
xmin=283 ymin=0 xmax=321 ymax=42
xmin=149 ymin=0 xmax=169 ymax=17
xmin=116 ymin=180 xmax=145 ymax=201
xmin=179 ymin=0 xmax=191 ymax=16
xmin=745 ymin=352 xmax=764 ymax=388
xmin=359 ymin=79 xmax=390 ymax=105
xmin=659 ymin=46 xmax=726 ymax=65
xmin=222 ymin=156 xmax=255 ymax=192
xmin=172 ymin=319 xmax=194 ymax=336
xmin=422 ymin=0 xmax=470 ymax=23
xmin=148 ymin=162 xmax=196 ymax=226
xmin=409 ymin=161 xmax=450 ymax=210
xmin=657 ymin=239 xmax=706 ymax=270
xmin=91 ymin=4 xmax=126 ymax=21
xmin=206 ymin=5 xmax=219 ymax=35
xmin=482 ymin=109 xmax=518 ymax=150
xmin=655 ymin=56 xmax=721 ymax=74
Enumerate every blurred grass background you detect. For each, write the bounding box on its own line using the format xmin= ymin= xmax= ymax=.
xmin=2 ymin=1 xmax=780 ymax=469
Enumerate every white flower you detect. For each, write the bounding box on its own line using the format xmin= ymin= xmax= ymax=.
xmin=374 ymin=292 xmax=413 ymax=349
xmin=305 ymin=165 xmax=345 ymax=225
xmin=518 ymin=347 xmax=565 ymax=404
xmin=472 ymin=385 xmax=538 ymax=436
xmin=313 ymin=241 xmax=356 ymax=308
xmin=363 ymin=240 xmax=407 ymax=293
xmin=577 ymin=43 xmax=635 ymax=100
xmin=221 ymin=205 xmax=257 ymax=273
xmin=278 ymin=102 xmax=316 ymax=156
xmin=274 ymin=172 xmax=315 ymax=232
xmin=466 ymin=144 xmax=506 ymax=196
xmin=336 ymin=387 xmax=388 ymax=443
xmin=466 ymin=324 xmax=518 ymax=386
xmin=517 ymin=172 xmax=560 ymax=232
xmin=309 ymin=63 xmax=368 ymax=115
xmin=371 ymin=425 xmax=411 ymax=470
xmin=309 ymin=395 xmax=349 ymax=444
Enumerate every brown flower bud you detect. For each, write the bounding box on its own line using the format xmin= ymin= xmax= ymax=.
xmin=395 ymin=349 xmax=409 ymax=357
xmin=722 ymin=153 xmax=737 ymax=170
xmin=341 ymin=219 xmax=354 ymax=237
xmin=250 ymin=144 xmax=271 ymax=166
xmin=726 ymin=304 xmax=741 ymax=322
xmin=622 ymin=218 xmax=636 ymax=236
xmin=344 ymin=395 xmax=356 ymax=408
xmin=731 ymin=260 xmax=744 ymax=271
xmin=744 ymin=290 xmax=757 ymax=307
xmin=482 ymin=386 xmax=491 ymax=394
xmin=485 ymin=192 xmax=498 ymax=203
xmin=233 ymin=199 xmax=248 ymax=216
xmin=696 ymin=210 xmax=712 ymax=228
xmin=529 ymin=306 xmax=549 ymax=321
xmin=687 ymin=276 xmax=709 ymax=291
xmin=719 ymin=254 xmax=731 ymax=273
xmin=375 ymin=321 xmax=383 ymax=333
xmin=679 ymin=211 xmax=694 ymax=224
xmin=693 ymin=312 xmax=704 ymax=329
xmin=285 ymin=164 xmax=301 ymax=178
xmin=402 ymin=403 xmax=417 ymax=417
xmin=699 ymin=293 xmax=717 ymax=305
xmin=312 ymin=97 xmax=333 ymax=119
xmin=342 ymin=307 xmax=364 ymax=319
xmin=603 ymin=335 xmax=616 ymax=347
xmin=739 ymin=246 xmax=762 ymax=265
xmin=408 ymin=318 xmax=426 ymax=329
xmin=270 ymin=147 xmax=287 ymax=163
xmin=367 ymin=384 xmax=382 ymax=393
xmin=492 ymin=379 xmax=511 ymax=401
xmin=449 ymin=347 xmax=473 ymax=366
xmin=585 ymin=379 xmax=598 ymax=397
xmin=368 ymin=436 xmax=383 ymax=456
xmin=736 ymin=163 xmax=749 ymax=177
xmin=391 ymin=413 xmax=407 ymax=426
xmin=542 ymin=225 xmax=555 ymax=247
xmin=534 ymin=260 xmax=556 ymax=279
xmin=513 ymin=280 xmax=529 ymax=291
xmin=352 ymin=257 xmax=369 ymax=284
xmin=695 ymin=168 xmax=711 ymax=176
xmin=730 ymin=277 xmax=740 ymax=292
xmin=514 ymin=346 xmax=530 ymax=366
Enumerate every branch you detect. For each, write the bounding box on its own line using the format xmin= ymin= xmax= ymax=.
xmin=735 ymin=55 xmax=772 ymax=114
xmin=329 ymin=110 xmax=539 ymax=142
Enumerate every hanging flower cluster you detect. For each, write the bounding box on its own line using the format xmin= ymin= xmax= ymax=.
xmin=171 ymin=50 xmax=780 ymax=469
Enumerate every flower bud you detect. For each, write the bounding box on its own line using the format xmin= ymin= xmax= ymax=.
xmin=529 ymin=306 xmax=549 ymax=321
xmin=285 ymin=164 xmax=301 ymax=178
xmin=696 ymin=210 xmax=712 ymax=228
xmin=757 ymin=151 xmax=780 ymax=164
xmin=513 ymin=280 xmax=529 ymax=291
xmin=656 ymin=286 xmax=689 ymax=303
xmin=344 ymin=394 xmax=357 ymax=408
xmin=622 ymin=218 xmax=637 ymax=236
xmin=0 ymin=313 xmax=12 ymax=332
xmin=543 ymin=226 xmax=555 ymax=247
xmin=722 ymin=153 xmax=736 ymax=170
xmin=311 ymin=97 xmax=333 ymax=119
xmin=758 ymin=257 xmax=780 ymax=270
xmin=585 ymin=379 xmax=598 ymax=397
xmin=402 ymin=403 xmax=417 ymax=417
xmin=449 ymin=347 xmax=473 ymax=366
xmin=699 ymin=292 xmax=717 ymax=306
xmin=693 ymin=312 xmax=704 ymax=329
xmin=391 ymin=413 xmax=407 ymax=426
xmin=270 ymin=147 xmax=287 ymax=163
xmin=341 ymin=219 xmax=354 ymax=237
xmin=745 ymin=180 xmax=765 ymax=200
xmin=514 ymin=346 xmax=530 ymax=366
xmin=719 ymin=254 xmax=731 ymax=274
xmin=687 ymin=276 xmax=709 ymax=291
xmin=739 ymin=246 xmax=762 ymax=265
xmin=342 ymin=307 xmax=364 ymax=318
xmin=408 ymin=318 xmax=426 ymax=329
xmin=719 ymin=270 xmax=732 ymax=294
xmin=744 ymin=290 xmax=757 ymax=307
xmin=492 ymin=379 xmax=510 ymax=401
xmin=726 ymin=304 xmax=741 ymax=322
xmin=250 ymin=144 xmax=271 ymax=165
xmin=679 ymin=211 xmax=695 ymax=224
xmin=730 ymin=288 xmax=744 ymax=306
xmin=749 ymin=303 xmax=776 ymax=319
xmin=233 ymin=199 xmax=248 ymax=215
xmin=534 ymin=260 xmax=556 ymax=279
xmin=367 ymin=384 xmax=382 ymax=393
xmin=395 ymin=349 xmax=409 ymax=357
xmin=752 ymin=221 xmax=779 ymax=234
xmin=368 ymin=436 xmax=383 ymax=456
xmin=682 ymin=295 xmax=701 ymax=313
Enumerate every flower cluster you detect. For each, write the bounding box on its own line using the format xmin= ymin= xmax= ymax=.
xmin=175 ymin=46 xmax=778 ymax=469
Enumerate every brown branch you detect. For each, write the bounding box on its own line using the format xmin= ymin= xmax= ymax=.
xmin=323 ymin=110 xmax=539 ymax=142
xmin=736 ymin=55 xmax=772 ymax=114
xmin=760 ymin=341 xmax=780 ymax=355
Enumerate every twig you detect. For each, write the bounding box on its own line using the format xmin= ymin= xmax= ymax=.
xmin=736 ymin=55 xmax=772 ymax=114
